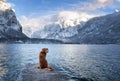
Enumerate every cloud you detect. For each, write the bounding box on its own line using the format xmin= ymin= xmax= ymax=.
xmin=0 ymin=0 xmax=16 ymax=11
xmin=0 ymin=0 xmax=12 ymax=11
xmin=0 ymin=0 xmax=6 ymax=2
xmin=70 ymin=0 xmax=113 ymax=11
xmin=57 ymin=11 xmax=97 ymax=28
xmin=117 ymin=0 xmax=120 ymax=2
xmin=19 ymin=15 xmax=55 ymax=37
xmin=58 ymin=11 xmax=80 ymax=21
xmin=58 ymin=11 xmax=95 ymax=21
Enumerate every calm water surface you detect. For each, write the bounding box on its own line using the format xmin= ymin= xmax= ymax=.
xmin=0 ymin=44 xmax=120 ymax=81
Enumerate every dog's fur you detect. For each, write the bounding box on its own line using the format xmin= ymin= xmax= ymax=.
xmin=38 ymin=48 xmax=53 ymax=71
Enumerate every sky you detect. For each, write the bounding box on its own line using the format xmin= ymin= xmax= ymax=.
xmin=7 ymin=0 xmax=120 ymax=17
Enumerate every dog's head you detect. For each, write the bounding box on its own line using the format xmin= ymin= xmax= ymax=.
xmin=42 ymin=48 xmax=48 ymax=53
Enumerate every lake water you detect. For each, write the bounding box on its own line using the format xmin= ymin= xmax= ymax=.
xmin=0 ymin=44 xmax=120 ymax=81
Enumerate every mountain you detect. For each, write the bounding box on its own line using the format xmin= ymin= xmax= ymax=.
xmin=31 ymin=11 xmax=120 ymax=44
xmin=31 ymin=22 xmax=84 ymax=39
xmin=31 ymin=11 xmax=87 ymax=40
xmin=0 ymin=1 xmax=27 ymax=39
xmin=69 ymin=12 xmax=120 ymax=44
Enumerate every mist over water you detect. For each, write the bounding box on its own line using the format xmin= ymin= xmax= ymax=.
xmin=0 ymin=44 xmax=120 ymax=81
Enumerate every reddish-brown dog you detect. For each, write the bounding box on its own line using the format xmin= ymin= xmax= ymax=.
xmin=38 ymin=48 xmax=53 ymax=71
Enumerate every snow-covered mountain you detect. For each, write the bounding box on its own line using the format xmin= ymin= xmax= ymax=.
xmin=31 ymin=11 xmax=91 ymax=39
xmin=32 ymin=23 xmax=80 ymax=39
xmin=0 ymin=0 xmax=27 ymax=39
xmin=70 ymin=12 xmax=120 ymax=44
xmin=31 ymin=11 xmax=120 ymax=44
xmin=31 ymin=21 xmax=85 ymax=39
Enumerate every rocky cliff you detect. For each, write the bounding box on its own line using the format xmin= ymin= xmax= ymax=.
xmin=0 ymin=0 xmax=27 ymax=39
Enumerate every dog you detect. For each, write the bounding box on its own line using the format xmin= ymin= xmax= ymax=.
xmin=38 ymin=48 xmax=53 ymax=71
